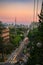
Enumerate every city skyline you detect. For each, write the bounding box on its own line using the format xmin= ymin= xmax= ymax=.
xmin=0 ymin=0 xmax=42 ymax=25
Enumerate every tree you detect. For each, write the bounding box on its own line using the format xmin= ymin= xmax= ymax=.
xmin=26 ymin=2 xmax=43 ymax=65
xmin=27 ymin=28 xmax=39 ymax=65
xmin=37 ymin=2 xmax=43 ymax=64
xmin=11 ymin=35 xmax=22 ymax=47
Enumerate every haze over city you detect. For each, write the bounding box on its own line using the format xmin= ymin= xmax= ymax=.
xmin=0 ymin=0 xmax=42 ymax=25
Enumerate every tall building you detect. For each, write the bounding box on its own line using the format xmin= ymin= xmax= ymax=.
xmin=0 ymin=21 xmax=10 ymax=45
xmin=2 ymin=28 xmax=10 ymax=44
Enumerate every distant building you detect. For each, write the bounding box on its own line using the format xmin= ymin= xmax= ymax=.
xmin=0 ymin=21 xmax=10 ymax=45
xmin=29 ymin=22 xmax=39 ymax=30
xmin=8 ymin=23 xmax=15 ymax=28
xmin=14 ymin=24 xmax=28 ymax=29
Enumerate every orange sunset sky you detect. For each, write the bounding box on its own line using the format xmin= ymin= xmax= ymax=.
xmin=0 ymin=0 xmax=42 ymax=25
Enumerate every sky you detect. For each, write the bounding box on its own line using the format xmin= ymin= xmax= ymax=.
xmin=0 ymin=0 xmax=42 ymax=25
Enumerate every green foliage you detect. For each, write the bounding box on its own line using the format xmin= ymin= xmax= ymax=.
xmin=11 ymin=35 xmax=22 ymax=47
xmin=28 ymin=28 xmax=39 ymax=42
xmin=38 ymin=22 xmax=43 ymax=42
xmin=10 ymin=27 xmax=25 ymax=47
xmin=9 ymin=28 xmax=15 ymax=34
xmin=27 ymin=21 xmax=43 ymax=65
